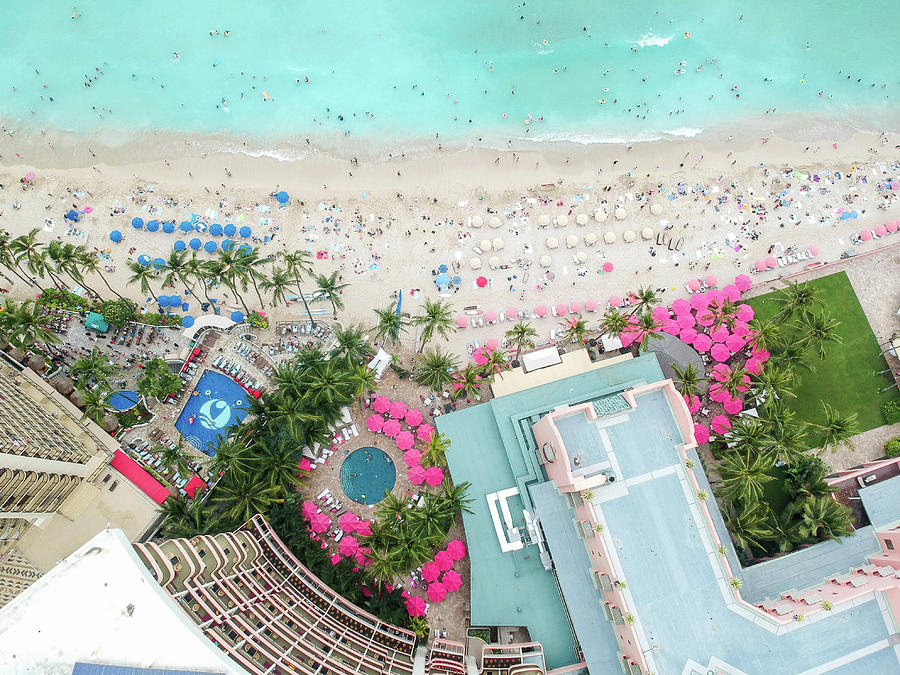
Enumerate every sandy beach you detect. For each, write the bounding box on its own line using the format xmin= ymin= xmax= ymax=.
xmin=1 ymin=123 xmax=899 ymax=361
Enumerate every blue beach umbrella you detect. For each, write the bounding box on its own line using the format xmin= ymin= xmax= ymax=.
xmin=435 ymin=273 xmax=451 ymax=288
xmin=162 ymin=221 xmax=175 ymax=233
xmin=137 ymin=254 xmax=151 ymax=266
xmin=209 ymin=223 xmax=223 ymax=236
xmin=181 ymin=316 xmax=195 ymax=328
xmin=189 ymin=238 xmax=202 ymax=250
xmin=157 ymin=296 xmax=168 ymax=307
xmin=146 ymin=220 xmax=160 ymax=232
xmin=231 ymin=311 xmax=245 ymax=323
xmin=222 ymin=239 xmax=235 ymax=252
xmin=109 ymin=230 xmax=122 ymax=242
xmin=204 ymin=241 xmax=217 ymax=253
xmin=65 ymin=209 xmax=80 ymax=222
xmin=180 ymin=221 xmax=192 ymax=232
xmin=238 ymin=244 xmax=252 ymax=255
xmin=276 ymin=191 xmax=289 ymax=204
xmin=239 ymin=225 xmax=252 ymax=238
xmin=152 ymin=257 xmax=166 ymax=269
xmin=131 ymin=217 xmax=144 ymax=229
xmin=194 ymin=221 xmax=207 ymax=233
xmin=224 ymin=224 xmax=237 ymax=236
xmin=174 ymin=240 xmax=186 ymax=251
xmin=452 ymin=276 xmax=462 ymax=285
xmin=182 ymin=303 xmax=189 ymax=312
xmin=438 ymin=264 xmax=449 ymax=273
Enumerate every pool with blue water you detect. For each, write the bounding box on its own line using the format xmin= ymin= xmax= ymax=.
xmin=175 ymin=370 xmax=249 ymax=456
xmin=340 ymin=447 xmax=396 ymax=505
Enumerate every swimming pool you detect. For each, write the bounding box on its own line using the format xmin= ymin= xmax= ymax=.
xmin=175 ymin=370 xmax=249 ymax=456
xmin=340 ymin=447 xmax=396 ymax=505
xmin=107 ymin=390 xmax=140 ymax=411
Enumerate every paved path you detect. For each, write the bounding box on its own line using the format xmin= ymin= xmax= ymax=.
xmin=817 ymin=422 xmax=900 ymax=472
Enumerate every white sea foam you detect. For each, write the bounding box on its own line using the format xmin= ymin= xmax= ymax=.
xmin=636 ymin=33 xmax=673 ymax=48
xmin=662 ymin=127 xmax=703 ymax=138
xmin=215 ymin=143 xmax=309 ymax=162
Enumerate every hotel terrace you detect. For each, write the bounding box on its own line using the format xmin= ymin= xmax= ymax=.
xmin=436 ymin=349 xmax=900 ymax=674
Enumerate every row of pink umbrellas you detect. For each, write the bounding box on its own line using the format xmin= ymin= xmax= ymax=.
xmin=366 ymin=413 xmax=435 ymax=441
xmin=403 ymin=539 xmax=467 ymax=615
xmin=372 ymin=397 xmax=426 ymax=427
xmin=407 ymin=463 xmax=444 ymax=486
xmin=858 ymin=222 xmax=899 ymax=241
xmin=753 ymin=248 xmax=819 ymax=272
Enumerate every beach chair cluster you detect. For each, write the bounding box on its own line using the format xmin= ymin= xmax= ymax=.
xmin=125 ymin=435 xmax=204 ymax=496
xmin=210 ymin=340 xmax=266 ymax=399
xmin=264 ymin=321 xmax=336 ymax=356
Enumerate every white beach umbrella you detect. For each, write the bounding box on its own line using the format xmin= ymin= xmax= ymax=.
xmin=555 ymin=214 xmax=569 ymax=227
xmin=488 ymin=255 xmax=501 ymax=269
xmin=469 ymin=256 xmax=482 ymax=270
xmin=546 ymin=236 xmax=559 ymax=249
xmin=492 ymin=238 xmax=504 ymax=251
xmin=641 ymin=227 xmax=654 ymax=240
xmin=650 ymin=203 xmax=663 ymax=216
xmin=489 ymin=216 xmax=502 ymax=228
xmin=594 ymin=209 xmax=608 ymax=223
xmin=471 ymin=215 xmax=483 ymax=228
xmin=538 ymin=214 xmax=551 ymax=227
xmin=584 ymin=232 xmax=598 ymax=246
xmin=575 ymin=251 xmax=587 ymax=263
xmin=539 ymin=255 xmax=552 ymax=268
xmin=575 ymin=213 xmax=589 ymax=226
xmin=614 ymin=207 xmax=627 ymax=220
xmin=480 ymin=239 xmax=493 ymax=252
xmin=565 ymin=234 xmax=578 ymax=249
xmin=623 ymin=230 xmax=636 ymax=243
xmin=603 ymin=231 xmax=617 ymax=244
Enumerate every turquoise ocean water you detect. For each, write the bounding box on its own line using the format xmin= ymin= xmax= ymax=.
xmin=1 ymin=1 xmax=898 ymax=152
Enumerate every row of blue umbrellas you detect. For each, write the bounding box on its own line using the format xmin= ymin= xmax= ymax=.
xmin=133 ymin=240 xmax=253 ymax=263
xmin=130 ymin=217 xmax=252 ymax=238
xmin=180 ymin=311 xmax=243 ymax=328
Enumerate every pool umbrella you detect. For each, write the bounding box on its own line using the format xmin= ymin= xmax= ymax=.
xmin=434 ymin=550 xmax=453 ymax=571
xmin=554 ymin=303 xmax=567 ymax=316
xmin=189 ymin=238 xmax=202 ymax=249
xmin=585 ymin=299 xmax=599 ymax=312
xmin=231 ymin=311 xmax=245 ymax=322
xmin=456 ymin=315 xmax=468 ymax=328
xmin=745 ymin=358 xmax=762 ymax=375
xmin=705 ymin=274 xmax=717 ymax=287
xmin=442 ymin=570 xmax=462 ymax=592
xmin=395 ymin=431 xmax=415 ymax=450
xmin=679 ymin=327 xmax=698 ymax=344
xmin=446 ymin=539 xmax=467 ymax=560
xmin=338 ymin=512 xmax=359 ymax=533
xmin=174 ymin=240 xmax=186 ymax=251
xmin=712 ymin=363 xmax=731 ymax=381
xmin=688 ymin=279 xmax=701 ymax=291
xmin=425 ymin=466 xmax=444 ymax=486
xmin=405 ymin=408 xmax=423 ymax=428
xmin=383 ymin=419 xmax=401 ymax=438
xmin=734 ymin=274 xmax=752 ymax=292
xmin=694 ymin=424 xmax=710 ymax=444
xmin=535 ymin=305 xmax=548 ymax=317
xmin=403 ymin=449 xmax=422 ymax=467
xmin=676 ymin=315 xmax=696 ymax=330
xmin=366 ymin=413 xmax=384 ymax=433
xmin=302 ymin=501 xmax=318 ymax=518
xmin=373 ymin=396 xmax=391 ymax=413
xmin=475 ymin=276 xmax=488 ymax=288
xmin=711 ymin=415 xmax=732 ymax=435
xmin=721 ymin=284 xmax=740 ymax=303
xmin=209 ymin=223 xmax=223 ymax=236
xmin=724 ymin=397 xmax=744 ymax=415
xmin=408 ymin=464 xmax=426 ymax=484
xmin=710 ymin=343 xmax=730 ymax=362
xmin=684 ymin=393 xmax=701 ymax=413
xmin=765 ymin=256 xmax=778 ymax=268
xmin=299 ymin=457 xmax=312 ymax=472
xmin=389 ymin=401 xmax=408 ymax=419
xmin=416 ymin=424 xmax=434 ymax=442
xmin=696 ymin=310 xmax=716 ymax=327
xmin=146 ymin=220 xmax=159 ymax=232
xmin=602 ymin=262 xmax=614 ymax=273
xmin=109 ymin=230 xmax=122 ymax=242
xmin=689 ymin=293 xmax=709 ymax=311
xmin=693 ymin=334 xmax=713 ymax=352
xmin=131 ymin=217 xmax=143 ymax=229
xmin=484 ymin=310 xmax=497 ymax=323
xmin=569 ymin=301 xmax=582 ymax=314
xmin=355 ymin=520 xmax=372 ymax=536
xmin=224 ymin=223 xmax=237 ymax=236
xmin=710 ymin=325 xmax=730 ymax=343
xmin=608 ymin=295 xmax=621 ymax=307
xmin=204 ymin=241 xmax=217 ymax=253
xmin=421 ymin=561 xmax=441 ymax=582
xmin=152 ymin=257 xmax=166 ymax=269
xmin=162 ymin=221 xmax=175 ymax=233
xmin=725 ymin=334 xmax=745 ymax=353
xmin=355 ymin=549 xmax=371 ymax=566
xmin=239 ymin=225 xmax=252 ymax=238
xmin=754 ymin=260 xmax=767 ymax=272
xmin=652 ymin=305 xmax=670 ymax=322
xmin=309 ymin=511 xmax=330 ymax=533
xmin=276 ymin=191 xmax=289 ymax=204
xmin=735 ymin=304 xmax=754 ymax=323
xmin=181 ymin=316 xmax=195 ymax=328
xmin=331 ymin=554 xmax=342 ymax=566
xmin=339 ymin=535 xmax=359 ymax=557
xmin=427 ymin=582 xmax=447 ymax=603
xmin=406 ymin=596 xmax=426 ymax=617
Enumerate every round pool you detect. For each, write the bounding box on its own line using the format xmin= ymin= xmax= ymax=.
xmin=107 ymin=390 xmax=141 ymax=411
xmin=340 ymin=447 xmax=396 ymax=505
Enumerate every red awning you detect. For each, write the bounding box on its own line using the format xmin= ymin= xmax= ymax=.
xmin=183 ymin=474 xmax=207 ymax=498
xmin=109 ymin=449 xmax=171 ymax=505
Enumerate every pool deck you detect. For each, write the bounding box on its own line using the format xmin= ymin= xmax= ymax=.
xmin=175 ymin=369 xmax=249 ymax=455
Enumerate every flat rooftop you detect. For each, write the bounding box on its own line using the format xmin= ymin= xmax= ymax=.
xmin=859 ymin=474 xmax=900 ymax=529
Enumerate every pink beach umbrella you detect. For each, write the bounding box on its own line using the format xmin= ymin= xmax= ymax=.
xmin=808 ymin=245 xmax=819 ymax=256
xmin=693 ymin=334 xmax=713 ymax=352
xmin=355 ymin=520 xmax=373 ymax=537
xmin=706 ymin=288 xmax=722 ymax=305
xmin=710 ymin=343 xmax=730 ymax=362
xmin=473 ymin=348 xmax=489 ymax=366
xmin=875 ymin=225 xmax=888 ymax=237
xmin=302 ymin=501 xmax=318 ymax=518
xmin=688 ymin=279 xmax=701 ymax=291
xmin=886 ymin=222 xmax=898 ymax=233
xmin=672 ymin=298 xmax=691 ymax=316
xmin=383 ymin=418 xmax=402 ymax=438
xmin=722 ymin=284 xmax=741 ymax=302
xmin=710 ymin=325 xmax=730 ymax=343
xmin=652 ymin=305 xmax=671 ymax=322
xmin=427 ymin=582 xmax=447 ymax=603
xmin=694 ymin=424 xmax=710 ymax=444
xmin=554 ymin=303 xmax=568 ymax=316
xmin=608 ymin=295 xmax=622 ymax=307
xmin=331 ymin=554 xmax=342 ymax=566
xmin=735 ymin=304 xmax=754 ymax=323
xmin=697 ymin=310 xmax=716 ymax=327
xmin=859 ymin=229 xmax=872 ymax=241
xmin=705 ymin=274 xmax=717 ymax=287
xmin=390 ymin=401 xmax=408 ymax=419
xmin=456 ymin=316 xmax=468 ymax=328
xmin=734 ymin=274 xmax=752 ymax=292
xmin=396 ymin=430 xmax=415 ymax=450
xmin=435 ymin=550 xmax=454 ymax=571
xmin=442 ymin=570 xmax=463 ymax=592
xmin=662 ymin=319 xmax=680 ymax=336
xmin=723 ymin=397 xmax=744 ymax=415
xmin=754 ymin=260 xmax=767 ymax=272
xmin=684 ymin=393 xmax=701 ymax=413
xmin=569 ymin=301 xmax=582 ymax=314
xmin=535 ymin=304 xmax=548 ymax=317
xmin=408 ymin=464 xmax=427 ymax=484
xmin=585 ymin=299 xmax=599 ymax=312
xmin=712 ymin=363 xmax=731 ymax=382
xmin=416 ymin=424 xmax=435 ymax=442
xmin=677 ymin=314 xmax=696 ymax=330
xmin=602 ymin=261 xmax=614 ymax=273
xmin=373 ymin=396 xmax=391 ymax=414
xmin=751 ymin=348 xmax=771 ymax=364
xmin=679 ymin=327 xmax=698 ymax=344
xmin=506 ymin=306 xmax=519 ymax=319
xmin=745 ymin=358 xmax=762 ymax=375
xmin=484 ymin=310 xmax=497 ymax=323
xmin=765 ymin=256 xmax=778 ymax=269
xmin=725 ymin=334 xmax=746 ymax=353
xmin=299 ymin=457 xmax=312 ymax=472
xmin=711 ymin=415 xmax=732 ymax=435
xmin=446 ymin=539 xmax=467 ymax=560
xmin=422 ymin=561 xmax=441 ymax=582
xmin=339 ymin=535 xmax=359 ymax=557
xmin=309 ymin=511 xmax=330 ymax=533
xmin=366 ymin=413 xmax=385 ymax=433
xmin=690 ymin=293 xmax=710 ymax=311
xmin=406 ymin=596 xmax=426 ymax=617
xmin=476 ymin=276 xmax=488 ymax=287
xmin=339 ymin=512 xmax=360 ymax=532
xmin=425 ymin=466 xmax=445 ymax=486
xmin=355 ymin=549 xmax=371 ymax=566
xmin=708 ymin=383 xmax=728 ymax=403
xmin=404 ymin=408 xmax=424 ymax=428
xmin=485 ymin=338 xmax=499 ymax=351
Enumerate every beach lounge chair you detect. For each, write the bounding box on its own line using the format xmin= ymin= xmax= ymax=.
xmin=351 ymin=424 xmax=359 ymax=437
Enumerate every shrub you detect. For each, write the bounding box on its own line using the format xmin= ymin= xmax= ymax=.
xmin=697 ymin=490 xmax=708 ymax=501
xmin=729 ymin=577 xmax=743 ymax=590
xmin=886 ymin=436 xmax=900 ymax=458
xmin=717 ymin=545 xmax=728 ymax=556
xmin=101 ymin=299 xmax=137 ymax=328
xmin=883 ymin=400 xmax=900 ymax=425
xmin=39 ymin=288 xmax=93 ymax=312
xmin=821 ymin=601 xmax=833 ymax=611
xmin=247 ymin=311 xmax=269 ymax=329
xmin=138 ymin=313 xmax=181 ymax=326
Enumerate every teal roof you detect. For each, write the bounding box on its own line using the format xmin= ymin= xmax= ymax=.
xmin=85 ymin=311 xmax=109 ymax=332
xmin=859 ymin=474 xmax=900 ymax=529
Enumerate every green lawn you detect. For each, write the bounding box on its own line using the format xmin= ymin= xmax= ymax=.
xmin=747 ymin=271 xmax=899 ymax=448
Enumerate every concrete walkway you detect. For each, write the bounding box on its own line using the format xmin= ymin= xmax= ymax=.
xmin=816 ymin=422 xmax=900 ymax=472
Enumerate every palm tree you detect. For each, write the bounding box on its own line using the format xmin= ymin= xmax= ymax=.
xmin=671 ymin=362 xmax=703 ymax=398
xmin=159 ymin=494 xmax=220 ymax=538
xmin=350 ymin=363 xmax=377 ymax=395
xmin=374 ymin=491 xmax=409 ymax=526
xmin=45 ymin=241 xmax=82 ymax=291
xmin=314 ymin=271 xmax=347 ymax=319
xmin=236 ymin=248 xmax=272 ymax=309
xmin=721 ymin=365 xmax=751 ymax=399
xmin=559 ymin=314 xmax=590 ymax=347
xmin=283 ymin=251 xmax=317 ymax=326
xmin=159 ymin=441 xmax=192 ymax=477
xmin=11 ymin=229 xmax=53 ymax=288
xmin=750 ymin=364 xmax=796 ymax=405
xmin=160 ymin=249 xmax=196 ymax=296
xmin=127 ymin=261 xmax=160 ymax=303
xmin=260 ymin=266 xmax=295 ymax=308
xmin=407 ymin=494 xmax=449 ymax=540
xmin=816 ymin=403 xmax=858 ymax=454
xmin=767 ymin=413 xmax=809 ymax=466
xmin=414 ymin=348 xmax=459 ymax=391
xmin=439 ymin=479 xmax=473 ymax=515
xmin=630 ymin=311 xmax=663 ymax=356
xmin=726 ymin=417 xmax=774 ymax=456
xmin=725 ymin=500 xmax=775 ymax=552
xmin=78 ymin=386 xmax=110 ymax=425
xmin=795 ymin=312 xmax=842 ymax=359
xmin=71 ymin=348 xmax=116 ymax=389
xmin=450 ymin=364 xmax=482 ymax=401
xmin=774 ymin=279 xmax=823 ymax=321
xmin=330 ymin=324 xmax=372 ymax=362
xmin=628 ymin=286 xmax=659 ymax=316
xmin=504 ymin=320 xmax=538 ymax=362
xmin=798 ymin=495 xmax=854 ymax=540
xmin=210 ymin=435 xmax=260 ymax=480
xmin=77 ymin=249 xmax=124 ymax=300
xmin=0 ymin=230 xmax=35 ymax=286
xmin=214 ymin=474 xmax=284 ymax=523
xmin=598 ymin=308 xmax=629 ymax=339
xmin=719 ymin=451 xmax=775 ymax=504
xmin=184 ymin=254 xmax=216 ymax=307
xmin=747 ymin=318 xmax=783 ymax=353
xmin=364 ymin=547 xmax=405 ymax=585
xmin=478 ymin=348 xmax=508 ymax=380
xmin=372 ymin=303 xmax=409 ymax=347
xmin=1 ymin=300 xmax=61 ymax=352
xmin=255 ymin=439 xmax=304 ymax=493
xmin=771 ymin=340 xmax=813 ymax=377
xmin=207 ymin=248 xmax=251 ymax=313
xmin=421 ymin=432 xmax=451 ymax=468
xmin=413 ymin=298 xmax=455 ymax=352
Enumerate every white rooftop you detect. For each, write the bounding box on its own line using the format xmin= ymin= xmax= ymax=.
xmin=0 ymin=529 xmax=240 ymax=675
